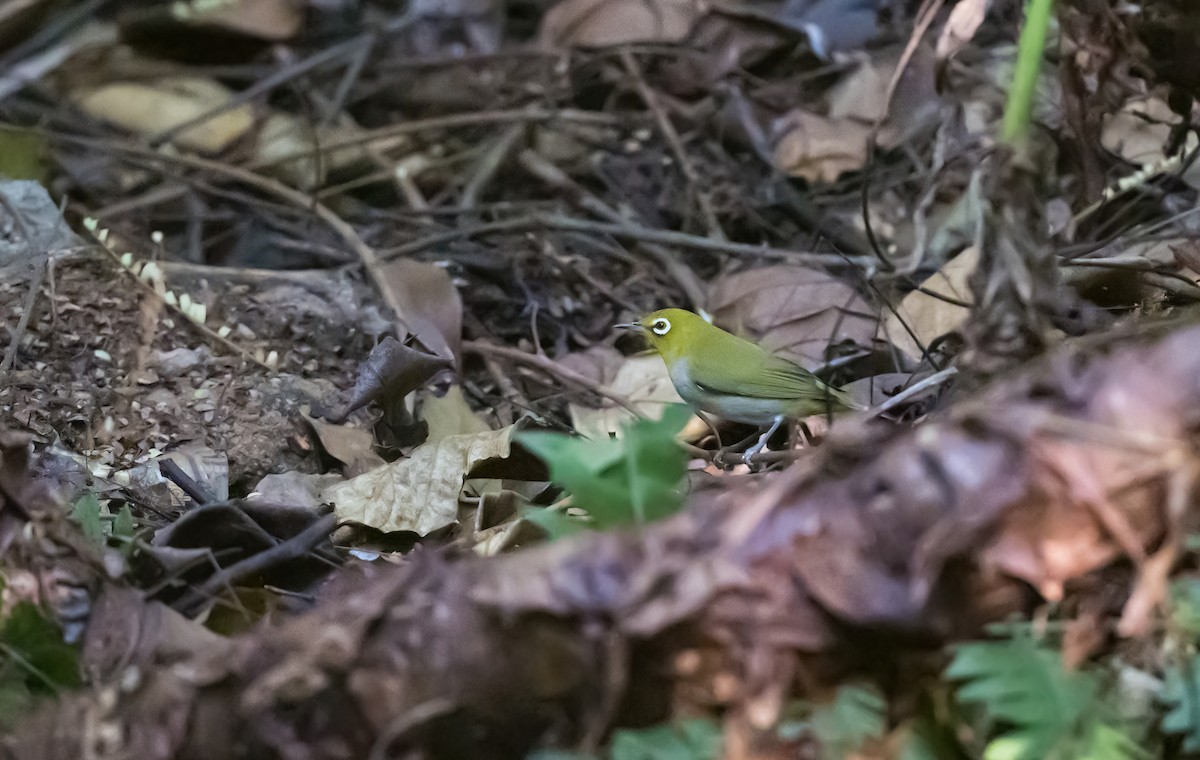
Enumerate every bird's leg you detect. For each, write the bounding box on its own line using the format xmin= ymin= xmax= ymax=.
xmin=715 ymin=427 xmax=762 ymax=469
xmin=696 ymin=411 xmax=723 ymax=450
xmin=743 ymin=415 xmax=785 ymax=467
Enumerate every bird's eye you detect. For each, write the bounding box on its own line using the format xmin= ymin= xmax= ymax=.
xmin=652 ymin=318 xmax=671 ymax=336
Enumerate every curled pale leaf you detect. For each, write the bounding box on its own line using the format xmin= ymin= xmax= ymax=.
xmin=325 ymin=426 xmax=516 ymax=535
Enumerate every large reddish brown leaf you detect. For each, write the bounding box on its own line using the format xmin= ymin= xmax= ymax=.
xmin=379 ymin=259 xmax=463 ymax=367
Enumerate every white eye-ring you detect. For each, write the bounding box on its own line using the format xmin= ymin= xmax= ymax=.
xmin=651 ymin=318 xmax=671 ymax=335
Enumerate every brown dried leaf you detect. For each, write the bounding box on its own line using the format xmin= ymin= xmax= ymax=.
xmin=83 ymin=586 xmax=232 ymax=682
xmin=558 ymin=345 xmax=624 ymax=386
xmin=324 ymin=426 xmax=516 ymax=535
xmin=379 ymin=259 xmax=463 ymax=366
xmin=883 ymin=247 xmax=976 ymax=360
xmin=828 ymin=46 xmax=940 ymax=150
xmin=538 ymin=0 xmax=703 ymax=47
xmin=302 ymin=411 xmax=385 ymax=478
xmin=772 ymin=110 xmax=872 ymax=183
xmin=337 ymin=337 xmax=452 ymax=422
xmin=709 ymin=265 xmax=876 ymax=367
xmin=1171 ymin=241 xmax=1200 ymax=275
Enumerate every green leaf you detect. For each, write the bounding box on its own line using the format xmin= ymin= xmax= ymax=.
xmin=113 ymin=504 xmax=135 ymax=541
xmin=609 ymin=718 xmax=722 ymax=760
xmin=70 ymin=491 xmax=105 ymax=544
xmin=522 ymin=506 xmax=589 ymax=540
xmin=810 ymin=683 xmax=888 ymax=760
xmin=897 ymin=717 xmax=957 ymax=760
xmin=1169 ymin=577 xmax=1200 ymax=638
xmin=0 ymin=602 xmax=81 ymax=690
xmin=0 ymin=601 xmax=79 ymax=730
xmin=947 ymin=638 xmax=1139 ymax=760
xmin=1078 ymin=720 xmax=1149 ymax=760
xmin=0 ymin=669 xmax=33 ymax=729
xmin=526 ymin=751 xmax=597 ymax=760
xmin=1161 ymin=658 xmax=1200 ymax=752
xmin=517 ymin=405 xmax=691 ymax=533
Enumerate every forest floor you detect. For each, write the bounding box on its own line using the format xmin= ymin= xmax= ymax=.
xmin=3 ymin=1 xmax=1200 ymax=759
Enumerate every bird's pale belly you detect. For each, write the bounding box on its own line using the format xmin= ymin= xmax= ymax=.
xmin=669 ymin=361 xmax=788 ymax=425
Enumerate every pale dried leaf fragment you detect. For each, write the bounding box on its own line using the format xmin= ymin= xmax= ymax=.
xmin=827 ymin=46 xmax=940 ymax=150
xmin=302 ymin=410 xmax=385 ymax=478
xmin=773 ymin=110 xmax=873 ymax=183
xmin=255 ymin=112 xmax=373 ymax=191
xmin=69 ymin=77 xmax=254 ymax=154
xmin=883 ymin=246 xmax=977 ymax=360
xmin=420 ymin=385 xmax=491 ymax=443
xmin=170 ymin=0 xmax=304 ymax=40
xmin=935 ymin=0 xmax=991 ymax=61
xmin=569 ymin=354 xmax=688 ymax=439
xmin=324 ymin=426 xmax=515 ymax=535
xmin=539 ymin=0 xmax=703 ymax=47
xmin=1101 ymin=97 xmax=1200 ymax=190
xmin=828 ymin=57 xmax=891 ymax=123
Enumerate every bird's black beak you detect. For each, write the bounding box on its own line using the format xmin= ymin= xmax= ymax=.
xmin=613 ymin=322 xmax=644 ymax=332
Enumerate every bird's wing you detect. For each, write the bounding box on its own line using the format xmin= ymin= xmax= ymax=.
xmin=693 ymin=347 xmax=844 ymax=402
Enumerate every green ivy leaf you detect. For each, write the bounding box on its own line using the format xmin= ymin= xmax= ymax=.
xmin=70 ymin=491 xmax=105 ymax=545
xmin=609 ymin=718 xmax=722 ymax=760
xmin=113 ymin=504 xmax=135 ymax=541
xmin=517 ymin=404 xmax=692 ymax=533
xmin=522 ymin=506 xmax=589 ymax=541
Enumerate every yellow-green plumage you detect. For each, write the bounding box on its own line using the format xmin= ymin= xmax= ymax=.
xmin=617 ymin=308 xmax=861 ymax=426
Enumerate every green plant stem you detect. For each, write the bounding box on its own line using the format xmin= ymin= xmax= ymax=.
xmin=1002 ymin=0 xmax=1055 ymax=145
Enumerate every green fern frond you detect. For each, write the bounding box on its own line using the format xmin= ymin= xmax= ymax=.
xmin=811 ymin=683 xmax=888 ymax=759
xmin=1161 ymin=658 xmax=1200 ymax=752
xmin=947 ymin=638 xmax=1141 ymax=760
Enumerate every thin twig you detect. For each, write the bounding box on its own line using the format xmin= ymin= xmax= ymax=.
xmin=247 ymin=107 xmax=626 ymax=172
xmin=461 ymin=123 xmax=525 ymax=210
xmin=159 ymin=459 xmax=215 ymax=505
xmin=516 ymin=149 xmax=710 ymax=308
xmin=381 ymin=210 xmax=870 ymax=270
xmin=175 ymin=513 xmax=338 ymax=615
xmin=867 ymin=366 xmax=958 ymax=417
xmin=463 ymin=340 xmax=643 ymax=417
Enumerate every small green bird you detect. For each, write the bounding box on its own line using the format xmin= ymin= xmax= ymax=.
xmin=616 ymin=308 xmax=861 ymax=461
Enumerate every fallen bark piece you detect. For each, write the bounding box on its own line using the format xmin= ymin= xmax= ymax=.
xmin=7 ymin=322 xmax=1200 ymax=760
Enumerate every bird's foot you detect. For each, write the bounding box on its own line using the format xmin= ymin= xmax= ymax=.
xmin=742 ymin=432 xmax=773 ymax=471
